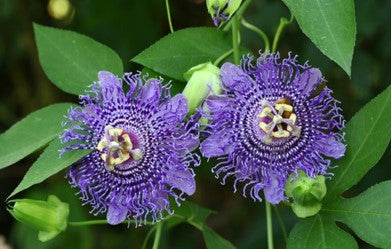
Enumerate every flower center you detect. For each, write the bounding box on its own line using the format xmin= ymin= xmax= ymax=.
xmin=257 ymin=98 xmax=301 ymax=144
xmin=97 ymin=125 xmax=142 ymax=171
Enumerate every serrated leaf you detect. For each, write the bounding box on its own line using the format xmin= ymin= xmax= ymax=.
xmin=323 ymin=181 xmax=391 ymax=248
xmin=325 ymin=85 xmax=391 ymax=201
xmin=0 ymin=103 xmax=73 ymax=170
xmin=34 ymin=23 xmax=123 ymax=95
xmin=287 ymin=214 xmax=357 ymax=249
xmin=132 ymin=28 xmax=232 ymax=81
xmin=282 ymin=0 xmax=356 ymax=76
xmin=202 ymin=225 xmax=236 ymax=249
xmin=8 ymin=138 xmax=91 ymax=198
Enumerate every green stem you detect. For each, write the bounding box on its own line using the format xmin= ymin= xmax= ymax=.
xmin=165 ymin=0 xmax=174 ymax=33
xmin=273 ymin=206 xmax=287 ymax=242
xmin=68 ymin=219 xmax=154 ymax=227
xmin=214 ymin=49 xmax=234 ymax=66
xmin=142 ymin=226 xmax=157 ymax=249
xmin=265 ymin=201 xmax=274 ymax=249
xmin=232 ymin=15 xmax=240 ymax=64
xmin=223 ymin=0 xmax=253 ymax=31
xmin=271 ymin=14 xmax=294 ymax=53
xmin=241 ymin=18 xmax=270 ymax=53
xmin=152 ymin=222 xmax=163 ymax=249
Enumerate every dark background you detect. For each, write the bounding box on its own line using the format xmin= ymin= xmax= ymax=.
xmin=0 ymin=0 xmax=390 ymax=248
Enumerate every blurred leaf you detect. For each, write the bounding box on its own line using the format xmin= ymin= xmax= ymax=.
xmin=0 ymin=103 xmax=73 ymax=170
xmin=325 ymin=85 xmax=391 ymax=202
xmin=282 ymin=0 xmax=356 ymax=76
xmin=323 ymin=181 xmax=391 ymax=248
xmin=287 ymin=214 xmax=357 ymax=249
xmin=8 ymin=138 xmax=91 ymax=198
xmin=132 ymin=28 xmax=232 ymax=81
xmin=34 ymin=23 xmax=123 ymax=95
xmin=202 ymin=225 xmax=236 ymax=249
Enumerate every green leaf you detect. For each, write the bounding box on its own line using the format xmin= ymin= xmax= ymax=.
xmin=287 ymin=215 xmax=357 ymax=249
xmin=132 ymin=27 xmax=232 ymax=81
xmin=325 ymin=85 xmax=391 ymax=201
xmin=170 ymin=201 xmax=214 ymax=230
xmin=8 ymin=138 xmax=91 ymax=198
xmin=0 ymin=103 xmax=73 ymax=170
xmin=202 ymin=225 xmax=236 ymax=249
xmin=34 ymin=23 xmax=123 ymax=95
xmin=282 ymin=0 xmax=356 ymax=76
xmin=323 ymin=181 xmax=391 ymax=248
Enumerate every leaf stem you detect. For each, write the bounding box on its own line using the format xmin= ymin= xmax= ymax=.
xmin=142 ymin=226 xmax=157 ymax=249
xmin=68 ymin=219 xmax=154 ymax=226
xmin=265 ymin=201 xmax=274 ymax=249
xmin=214 ymin=49 xmax=234 ymax=66
xmin=232 ymin=15 xmax=240 ymax=64
xmin=273 ymin=205 xmax=287 ymax=242
xmin=223 ymin=0 xmax=253 ymax=31
xmin=271 ymin=14 xmax=294 ymax=53
xmin=165 ymin=0 xmax=174 ymax=33
xmin=241 ymin=18 xmax=270 ymax=53
xmin=152 ymin=222 xmax=163 ymax=249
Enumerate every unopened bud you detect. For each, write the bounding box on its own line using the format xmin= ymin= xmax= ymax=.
xmin=182 ymin=62 xmax=222 ymax=115
xmin=206 ymin=0 xmax=242 ymax=26
xmin=8 ymin=195 xmax=69 ymax=242
xmin=285 ymin=171 xmax=327 ymax=218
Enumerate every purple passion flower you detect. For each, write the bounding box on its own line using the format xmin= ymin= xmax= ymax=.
xmin=60 ymin=71 xmax=200 ymax=225
xmin=200 ymin=53 xmax=345 ymax=204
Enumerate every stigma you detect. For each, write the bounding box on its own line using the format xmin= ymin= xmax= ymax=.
xmin=258 ymin=98 xmax=301 ymax=144
xmin=97 ymin=125 xmax=142 ymax=171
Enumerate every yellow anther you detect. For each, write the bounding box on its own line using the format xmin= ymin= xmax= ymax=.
xmin=121 ymin=134 xmax=133 ymax=147
xmin=258 ymin=107 xmax=272 ymax=118
xmin=101 ymin=153 xmax=107 ymax=161
xmin=108 ymin=128 xmax=123 ymax=137
xmin=287 ymin=114 xmax=297 ymax=132
xmin=272 ymin=130 xmax=290 ymax=138
xmin=97 ymin=138 xmax=107 ymax=151
xmin=289 ymin=113 xmax=297 ymax=124
xmin=259 ymin=122 xmax=270 ymax=133
xmin=275 ymin=103 xmax=293 ymax=112
xmin=109 ymin=153 xmax=130 ymax=166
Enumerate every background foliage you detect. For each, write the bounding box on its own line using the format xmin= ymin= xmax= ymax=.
xmin=0 ymin=0 xmax=390 ymax=248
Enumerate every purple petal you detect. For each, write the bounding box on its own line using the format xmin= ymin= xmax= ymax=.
xmin=165 ymin=168 xmax=196 ymax=195
xmin=221 ymin=63 xmax=253 ymax=94
xmin=317 ymin=136 xmax=346 ymax=159
xmin=152 ymin=94 xmax=188 ymax=125
xmin=107 ymin=204 xmax=127 ymax=225
xmin=140 ymin=79 xmax=162 ymax=104
xmin=98 ymin=71 xmax=121 ymax=88
xmin=293 ymin=68 xmax=323 ymax=96
xmin=263 ymin=174 xmax=285 ymax=204
xmin=205 ymin=95 xmax=232 ymax=113
xmin=200 ymin=130 xmax=234 ymax=157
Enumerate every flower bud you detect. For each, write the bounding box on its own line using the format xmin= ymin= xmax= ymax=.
xmin=285 ymin=171 xmax=327 ymax=218
xmin=182 ymin=62 xmax=222 ymax=115
xmin=206 ymin=0 xmax=242 ymax=26
xmin=8 ymin=195 xmax=69 ymax=242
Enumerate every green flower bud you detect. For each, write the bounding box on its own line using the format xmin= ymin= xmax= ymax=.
xmin=285 ymin=171 xmax=327 ymax=218
xmin=8 ymin=195 xmax=69 ymax=242
xmin=206 ymin=0 xmax=242 ymax=26
xmin=183 ymin=62 xmax=222 ymax=115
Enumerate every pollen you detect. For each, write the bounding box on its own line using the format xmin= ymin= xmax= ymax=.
xmin=258 ymin=98 xmax=301 ymax=144
xmin=97 ymin=125 xmax=142 ymax=171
